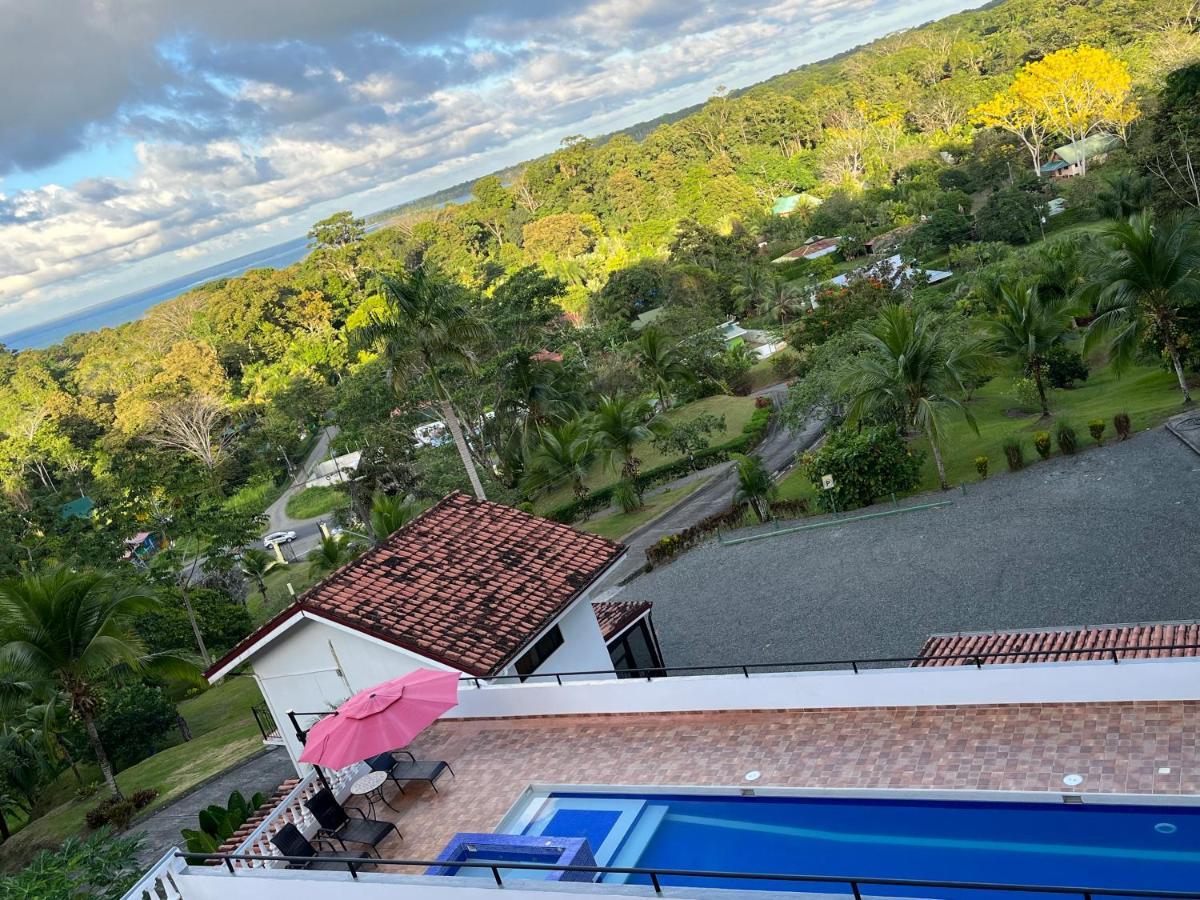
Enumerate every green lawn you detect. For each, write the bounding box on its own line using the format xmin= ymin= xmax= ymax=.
xmin=909 ymin=362 xmax=1185 ymax=491
xmin=223 ymin=476 xmax=288 ymax=517
xmin=532 ymin=394 xmax=757 ymax=513
xmin=774 ymin=360 xmax=1186 ymax=503
xmin=0 ymin=678 xmax=267 ymax=869
xmin=247 ymin=564 xmax=321 ymax=625
xmin=579 ymin=478 xmax=709 ymax=541
xmin=284 ymin=485 xmax=350 ymax=520
xmin=745 ymin=349 xmax=799 ymax=393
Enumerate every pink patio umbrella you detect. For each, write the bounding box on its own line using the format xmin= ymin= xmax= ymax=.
xmin=299 ymin=668 xmax=460 ymax=770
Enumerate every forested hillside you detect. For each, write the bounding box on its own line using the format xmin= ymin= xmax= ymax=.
xmin=0 ymin=0 xmax=1198 ymax=569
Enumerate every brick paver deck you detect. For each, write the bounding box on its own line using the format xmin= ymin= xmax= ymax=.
xmin=359 ymin=700 xmax=1199 ymax=864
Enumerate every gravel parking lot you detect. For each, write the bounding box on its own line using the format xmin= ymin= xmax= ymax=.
xmin=628 ymin=428 xmax=1200 ymax=668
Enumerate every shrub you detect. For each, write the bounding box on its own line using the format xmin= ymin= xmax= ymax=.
xmin=1002 ymin=440 xmax=1024 ymax=471
xmin=86 ymin=796 xmax=138 ymax=831
xmin=181 ymin=790 xmax=267 ymax=856
xmin=1011 ymin=377 xmax=1041 ymax=413
xmin=612 ymin=480 xmax=640 ymax=513
xmin=3 ymin=830 xmax=144 ymax=900
xmin=67 ymin=682 xmax=179 ymax=771
xmin=974 ymin=456 xmax=989 ymax=480
xmin=754 ymin=395 xmax=772 ymax=409
xmin=1056 ymin=422 xmax=1078 ymax=455
xmin=135 ymin=588 xmax=253 ymax=658
xmin=1033 ymin=431 xmax=1052 ymax=459
xmin=643 ymin=505 xmax=761 ymax=567
xmin=1088 ymin=419 xmax=1106 ymax=444
xmin=771 ymin=350 xmax=804 ymax=381
xmin=800 ymin=425 xmax=923 ymax=513
xmin=131 ymin=789 xmax=159 ymax=810
xmin=1114 ymin=411 xmax=1132 ymax=440
xmin=1046 ymin=344 xmax=1089 ymax=388
xmin=74 ymin=781 xmax=100 ymax=801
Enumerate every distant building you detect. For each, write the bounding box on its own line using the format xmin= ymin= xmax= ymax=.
xmin=59 ymin=495 xmax=95 ymax=521
xmin=772 ymin=236 xmax=841 ymax=264
xmin=771 ymin=193 xmax=822 ymax=217
xmin=717 ymin=319 xmax=785 ymax=360
xmin=1040 ymin=133 xmax=1121 ymax=179
xmin=304 ymin=451 xmax=362 ymax=488
xmin=827 ymin=255 xmax=952 ymax=289
xmin=122 ymin=532 xmax=163 ymax=568
xmin=631 ymin=307 xmax=666 ymax=332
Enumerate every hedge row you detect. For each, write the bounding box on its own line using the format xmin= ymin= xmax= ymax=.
xmin=644 ymin=496 xmax=811 ymax=567
xmin=547 ymin=404 xmax=775 ymax=525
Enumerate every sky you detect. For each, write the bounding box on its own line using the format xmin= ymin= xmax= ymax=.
xmin=0 ymin=0 xmax=977 ymax=336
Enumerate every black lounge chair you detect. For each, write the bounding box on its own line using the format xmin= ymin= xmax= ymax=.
xmin=304 ymin=788 xmax=402 ymax=853
xmin=269 ymin=822 xmax=372 ymax=872
xmin=367 ymin=752 xmax=454 ymax=794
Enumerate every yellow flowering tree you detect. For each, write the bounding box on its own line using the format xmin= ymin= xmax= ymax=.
xmin=973 ymin=45 xmax=1138 ymax=176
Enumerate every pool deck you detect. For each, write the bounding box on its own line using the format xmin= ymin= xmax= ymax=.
xmin=363 ymin=700 xmax=1200 ymax=864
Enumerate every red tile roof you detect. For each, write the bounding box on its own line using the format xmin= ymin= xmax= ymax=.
xmin=530 ymin=349 xmax=564 ymax=363
xmin=592 ymin=600 xmax=652 ymax=642
xmin=913 ymin=622 xmax=1200 ymax=667
xmin=206 ymin=493 xmax=624 ymax=679
xmin=774 ymin=237 xmax=840 ymax=261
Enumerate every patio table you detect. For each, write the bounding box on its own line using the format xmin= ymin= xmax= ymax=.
xmin=348 ymin=769 xmax=397 ymax=819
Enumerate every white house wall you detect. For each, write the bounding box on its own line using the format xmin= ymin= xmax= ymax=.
xmin=249 ymin=618 xmax=442 ymax=764
xmin=495 ymin=599 xmax=616 ymax=683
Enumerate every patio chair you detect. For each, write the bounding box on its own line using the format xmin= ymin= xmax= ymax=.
xmin=366 ymin=752 xmax=454 ymax=794
xmin=304 ymin=788 xmax=402 ymax=853
xmin=269 ymin=822 xmax=372 ymax=872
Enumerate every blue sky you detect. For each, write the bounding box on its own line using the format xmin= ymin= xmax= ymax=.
xmin=0 ymin=0 xmax=976 ymax=336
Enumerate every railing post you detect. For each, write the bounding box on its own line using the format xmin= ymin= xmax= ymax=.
xmin=1111 ymin=649 xmax=1120 ymax=664
xmin=973 ymin=656 xmax=983 ymax=669
xmin=850 ymin=880 xmax=863 ymax=900
xmin=224 ymin=857 xmax=236 ymax=874
xmin=742 ymin=665 xmax=749 ymax=678
xmin=491 ymin=865 xmax=503 ymax=887
xmin=649 ymin=871 xmax=663 ymax=895
xmin=555 ymin=674 xmax=562 ymax=685
xmin=851 ymin=661 xmax=859 ymax=674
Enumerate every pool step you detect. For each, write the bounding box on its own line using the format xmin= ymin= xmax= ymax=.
xmin=603 ymin=804 xmax=670 ymax=884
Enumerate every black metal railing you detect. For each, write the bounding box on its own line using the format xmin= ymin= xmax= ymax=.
xmin=178 ymin=850 xmax=1200 ymax=899
xmin=462 ymin=641 xmax=1200 ymax=687
xmin=250 ymin=703 xmax=280 ymax=742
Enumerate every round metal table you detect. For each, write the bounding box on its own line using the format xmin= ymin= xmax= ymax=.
xmin=348 ymin=769 xmax=396 ymax=819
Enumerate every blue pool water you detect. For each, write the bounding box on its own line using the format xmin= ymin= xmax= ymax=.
xmin=510 ymin=792 xmax=1200 ymax=898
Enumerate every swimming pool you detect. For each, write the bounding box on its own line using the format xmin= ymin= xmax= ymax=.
xmin=495 ymin=789 xmax=1200 ymax=898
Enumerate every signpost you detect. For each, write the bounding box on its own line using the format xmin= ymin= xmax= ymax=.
xmin=821 ymin=473 xmax=838 ymax=514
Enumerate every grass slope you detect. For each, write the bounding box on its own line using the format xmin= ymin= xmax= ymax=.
xmin=579 ymin=478 xmax=709 ymax=541
xmin=533 ymin=394 xmax=756 ymax=513
xmin=284 ymin=485 xmax=350 ymax=520
xmin=0 ymin=678 xmax=267 ymax=869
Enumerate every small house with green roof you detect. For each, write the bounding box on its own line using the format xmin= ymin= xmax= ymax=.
xmin=1040 ymin=133 xmax=1121 ymax=179
xmin=59 ymin=495 xmax=95 ymax=521
xmin=771 ymin=193 xmax=822 ymax=217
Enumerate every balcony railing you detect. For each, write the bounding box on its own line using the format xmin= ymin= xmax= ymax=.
xmin=462 ymin=640 xmax=1200 ymax=687
xmin=250 ymin=703 xmax=281 ymax=744
xmin=177 ymin=850 xmax=1200 ymax=899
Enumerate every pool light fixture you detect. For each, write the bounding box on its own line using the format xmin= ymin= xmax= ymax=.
xmin=1062 ymin=773 xmax=1084 ymax=787
xmin=744 ymin=770 xmax=762 ymax=782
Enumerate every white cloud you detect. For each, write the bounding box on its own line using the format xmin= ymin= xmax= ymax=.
xmin=0 ymin=0 xmax=973 ymax=333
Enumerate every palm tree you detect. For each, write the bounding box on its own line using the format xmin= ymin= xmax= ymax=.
xmin=1084 ymin=212 xmax=1200 ymax=403
xmin=1095 ymin=170 xmax=1152 ymax=220
xmin=761 ymin=278 xmax=807 ymax=325
xmin=522 ymin=418 xmax=595 ymax=498
xmin=589 ymin=394 xmax=660 ymax=483
xmin=239 ymin=548 xmax=276 ymax=597
xmin=733 ymin=264 xmax=773 ymax=315
xmin=841 ymin=305 xmax=991 ymax=490
xmin=353 ymin=267 xmax=491 ymax=499
xmin=732 ymin=454 xmax=777 ymax=522
xmin=634 ymin=327 xmax=691 ymax=411
xmin=986 ymin=281 xmax=1077 ymax=418
xmin=0 ymin=569 xmax=195 ymax=799
xmin=307 ymin=535 xmax=363 ymax=576
xmin=369 ymin=493 xmax=423 ymax=542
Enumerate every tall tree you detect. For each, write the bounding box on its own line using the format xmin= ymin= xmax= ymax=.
xmin=633 ymin=327 xmax=691 ymax=411
xmin=522 ymin=418 xmax=595 ymax=498
xmin=0 ymin=569 xmax=194 ymax=798
xmin=1084 ymin=212 xmax=1200 ymax=403
xmin=368 ymin=493 xmax=423 ymax=542
xmin=307 ymin=535 xmax=363 ymax=576
xmin=986 ymin=282 xmax=1077 ymax=417
xmin=589 ymin=394 xmax=660 ymax=483
xmin=841 ymin=305 xmax=990 ymax=490
xmin=353 ymin=267 xmax=490 ymax=499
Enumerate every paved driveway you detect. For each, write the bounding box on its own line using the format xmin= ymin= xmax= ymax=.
xmin=627 ymin=428 xmax=1200 ymax=669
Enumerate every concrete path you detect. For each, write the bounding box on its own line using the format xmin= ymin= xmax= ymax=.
xmin=595 ymin=383 xmax=824 ymax=590
xmin=131 ymin=747 xmax=295 ymax=865
xmin=1166 ymin=409 xmax=1200 ymax=457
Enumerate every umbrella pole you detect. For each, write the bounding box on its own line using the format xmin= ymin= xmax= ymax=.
xmin=288 ymin=709 xmax=335 ymax=793
xmin=313 ymin=766 xmax=332 ymax=792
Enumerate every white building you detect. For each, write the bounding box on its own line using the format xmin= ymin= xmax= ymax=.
xmin=304 ymin=451 xmax=362 ymax=489
xmin=205 ymin=492 xmax=662 ymax=769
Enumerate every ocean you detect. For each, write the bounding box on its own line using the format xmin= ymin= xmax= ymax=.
xmin=2 ymin=234 xmax=313 ymax=350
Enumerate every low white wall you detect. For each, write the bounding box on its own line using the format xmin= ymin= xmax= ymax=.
xmin=448 ymin=657 xmax=1200 ymax=720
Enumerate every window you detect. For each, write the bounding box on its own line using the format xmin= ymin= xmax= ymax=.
xmin=608 ymin=620 xmax=663 ymax=678
xmin=514 ymin=625 xmax=564 ymax=678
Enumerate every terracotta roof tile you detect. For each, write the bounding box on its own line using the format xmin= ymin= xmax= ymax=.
xmin=592 ymin=600 xmax=652 ymax=642
xmin=207 ymin=493 xmax=624 ymax=679
xmin=913 ymin=622 xmax=1200 ymax=667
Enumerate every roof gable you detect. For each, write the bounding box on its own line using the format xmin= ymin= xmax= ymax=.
xmin=206 ymin=493 xmax=624 ymax=679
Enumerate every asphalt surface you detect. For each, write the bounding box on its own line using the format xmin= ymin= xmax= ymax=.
xmin=131 ymin=746 xmax=295 ymax=864
xmin=626 ymin=427 xmax=1200 ymax=669
xmin=263 ymin=425 xmax=341 ymax=557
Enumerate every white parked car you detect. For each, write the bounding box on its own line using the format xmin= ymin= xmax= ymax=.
xmin=263 ymin=530 xmax=297 ymax=548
